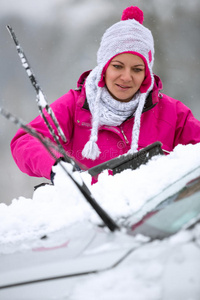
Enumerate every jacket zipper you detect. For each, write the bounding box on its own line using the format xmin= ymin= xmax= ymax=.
xmin=120 ymin=126 xmax=129 ymax=144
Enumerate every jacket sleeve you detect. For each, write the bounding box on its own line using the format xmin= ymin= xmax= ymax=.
xmin=174 ymin=101 xmax=200 ymax=147
xmin=10 ymin=89 xmax=78 ymax=179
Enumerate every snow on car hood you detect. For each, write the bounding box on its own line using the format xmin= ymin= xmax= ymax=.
xmin=0 ymin=143 xmax=200 ymax=246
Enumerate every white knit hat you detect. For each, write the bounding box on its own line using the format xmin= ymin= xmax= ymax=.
xmin=82 ymin=6 xmax=155 ymax=160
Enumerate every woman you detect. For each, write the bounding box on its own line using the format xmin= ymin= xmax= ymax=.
xmin=11 ymin=6 xmax=200 ymax=179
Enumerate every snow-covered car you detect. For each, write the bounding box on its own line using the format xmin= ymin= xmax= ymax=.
xmin=0 ymin=151 xmax=200 ymax=300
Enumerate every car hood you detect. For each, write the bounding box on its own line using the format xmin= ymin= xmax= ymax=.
xmin=0 ymin=222 xmax=142 ymax=289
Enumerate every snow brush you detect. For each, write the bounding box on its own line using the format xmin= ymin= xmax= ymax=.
xmin=88 ymin=142 xmax=164 ymax=177
xmin=0 ymin=107 xmax=119 ymax=232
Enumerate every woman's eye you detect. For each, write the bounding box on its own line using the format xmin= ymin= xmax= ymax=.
xmin=133 ymin=68 xmax=144 ymax=73
xmin=112 ymin=64 xmax=122 ymax=69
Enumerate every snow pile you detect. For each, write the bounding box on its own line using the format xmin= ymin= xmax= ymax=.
xmin=87 ymin=143 xmax=200 ymax=218
xmin=0 ymin=143 xmax=200 ymax=247
xmin=70 ymin=225 xmax=200 ymax=300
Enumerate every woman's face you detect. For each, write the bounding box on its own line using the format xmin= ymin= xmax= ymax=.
xmin=105 ymin=53 xmax=145 ymax=102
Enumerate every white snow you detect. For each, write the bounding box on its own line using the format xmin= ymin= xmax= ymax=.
xmin=66 ymin=225 xmax=200 ymax=300
xmin=0 ymin=143 xmax=200 ymax=246
xmin=0 ymin=143 xmax=200 ymax=299
xmin=37 ymin=90 xmax=47 ymax=108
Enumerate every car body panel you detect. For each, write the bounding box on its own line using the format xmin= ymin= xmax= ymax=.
xmin=0 ymin=222 xmax=140 ymax=288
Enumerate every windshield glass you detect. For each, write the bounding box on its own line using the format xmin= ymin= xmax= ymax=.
xmin=128 ymin=177 xmax=200 ymax=239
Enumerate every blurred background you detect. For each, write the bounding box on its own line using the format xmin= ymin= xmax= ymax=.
xmin=0 ymin=0 xmax=200 ymax=205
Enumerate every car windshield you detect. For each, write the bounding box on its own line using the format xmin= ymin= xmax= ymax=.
xmin=128 ymin=176 xmax=200 ymax=239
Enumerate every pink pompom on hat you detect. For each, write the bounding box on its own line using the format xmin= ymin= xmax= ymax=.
xmin=82 ymin=6 xmax=155 ymax=160
xmin=121 ymin=5 xmax=144 ymax=23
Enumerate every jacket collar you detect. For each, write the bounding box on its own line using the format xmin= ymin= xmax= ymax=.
xmin=82 ymin=91 xmax=155 ymax=112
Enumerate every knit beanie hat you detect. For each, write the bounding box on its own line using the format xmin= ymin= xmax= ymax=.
xmin=82 ymin=6 xmax=155 ymax=160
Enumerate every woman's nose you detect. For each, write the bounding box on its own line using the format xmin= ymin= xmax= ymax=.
xmin=120 ymin=69 xmax=132 ymax=82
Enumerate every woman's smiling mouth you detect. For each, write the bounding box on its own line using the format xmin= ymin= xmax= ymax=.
xmin=116 ymin=84 xmax=131 ymax=90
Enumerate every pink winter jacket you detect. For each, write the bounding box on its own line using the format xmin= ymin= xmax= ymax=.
xmin=11 ymin=71 xmax=200 ymax=179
